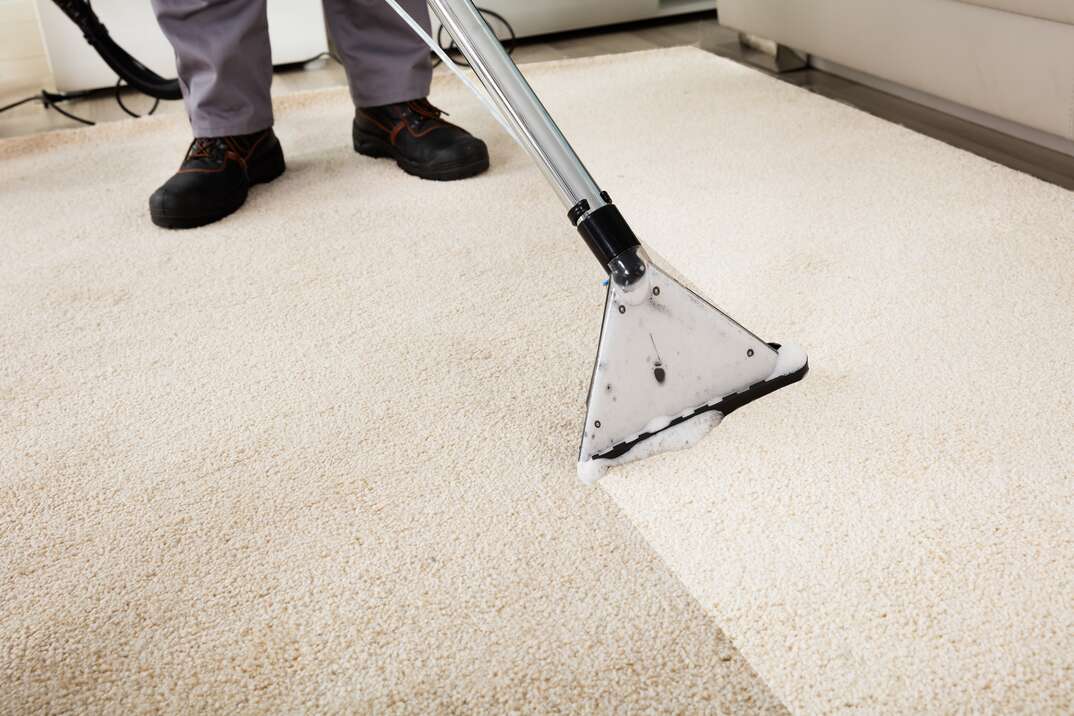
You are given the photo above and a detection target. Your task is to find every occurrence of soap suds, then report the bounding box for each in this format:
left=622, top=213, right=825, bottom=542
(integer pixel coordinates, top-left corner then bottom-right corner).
left=769, top=342, right=806, bottom=379
left=577, top=411, right=723, bottom=484
left=578, top=345, right=804, bottom=484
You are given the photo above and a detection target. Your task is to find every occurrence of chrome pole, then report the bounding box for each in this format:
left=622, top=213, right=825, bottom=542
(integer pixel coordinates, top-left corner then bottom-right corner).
left=425, top=0, right=608, bottom=216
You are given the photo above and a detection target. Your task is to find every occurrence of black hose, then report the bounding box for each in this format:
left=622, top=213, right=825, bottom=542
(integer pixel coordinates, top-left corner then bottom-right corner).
left=433, top=7, right=516, bottom=68
left=0, top=95, right=42, bottom=113
left=49, top=0, right=183, bottom=100
left=115, top=79, right=161, bottom=118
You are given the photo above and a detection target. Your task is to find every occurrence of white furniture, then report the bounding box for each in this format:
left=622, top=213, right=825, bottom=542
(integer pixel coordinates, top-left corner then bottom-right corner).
left=432, top=0, right=712, bottom=39
left=34, top=0, right=329, bottom=93
left=34, top=0, right=713, bottom=94
left=717, top=0, right=1074, bottom=155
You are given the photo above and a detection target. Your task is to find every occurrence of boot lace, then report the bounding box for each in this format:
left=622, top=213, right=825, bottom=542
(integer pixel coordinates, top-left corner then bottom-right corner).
left=186, top=137, right=228, bottom=162
left=402, top=99, right=451, bottom=130
left=407, top=99, right=446, bottom=119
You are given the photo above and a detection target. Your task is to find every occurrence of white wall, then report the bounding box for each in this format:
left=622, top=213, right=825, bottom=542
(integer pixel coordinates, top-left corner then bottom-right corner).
left=3, top=0, right=714, bottom=98
left=0, top=0, right=51, bottom=100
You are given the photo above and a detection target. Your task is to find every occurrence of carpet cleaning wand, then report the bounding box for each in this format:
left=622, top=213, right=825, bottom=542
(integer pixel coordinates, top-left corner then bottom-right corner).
left=389, top=0, right=809, bottom=483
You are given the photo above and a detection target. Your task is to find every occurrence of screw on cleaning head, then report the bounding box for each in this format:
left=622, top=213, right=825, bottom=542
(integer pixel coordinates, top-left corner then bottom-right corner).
left=650, top=334, right=666, bottom=383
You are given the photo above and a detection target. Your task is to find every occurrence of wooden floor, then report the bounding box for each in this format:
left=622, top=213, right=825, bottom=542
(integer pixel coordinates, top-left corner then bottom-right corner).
left=1, top=11, right=1071, bottom=190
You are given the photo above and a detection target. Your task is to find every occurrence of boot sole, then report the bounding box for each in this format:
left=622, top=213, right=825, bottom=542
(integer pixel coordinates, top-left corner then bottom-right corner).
left=150, top=141, right=287, bottom=230
left=353, top=132, right=489, bottom=182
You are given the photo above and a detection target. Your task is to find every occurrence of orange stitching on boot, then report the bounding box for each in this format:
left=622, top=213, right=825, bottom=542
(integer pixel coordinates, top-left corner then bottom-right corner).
left=244, top=130, right=268, bottom=159
left=406, top=123, right=443, bottom=139
left=176, top=148, right=242, bottom=175
left=360, top=111, right=394, bottom=134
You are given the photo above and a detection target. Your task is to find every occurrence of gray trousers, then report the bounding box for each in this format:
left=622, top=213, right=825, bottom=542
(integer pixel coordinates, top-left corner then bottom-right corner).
left=152, top=0, right=433, bottom=137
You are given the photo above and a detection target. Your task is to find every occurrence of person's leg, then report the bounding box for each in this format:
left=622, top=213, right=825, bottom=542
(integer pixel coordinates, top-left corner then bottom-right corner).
left=151, top=0, right=274, bottom=136
left=147, top=0, right=285, bottom=228
left=324, top=0, right=489, bottom=180
left=321, top=0, right=432, bottom=108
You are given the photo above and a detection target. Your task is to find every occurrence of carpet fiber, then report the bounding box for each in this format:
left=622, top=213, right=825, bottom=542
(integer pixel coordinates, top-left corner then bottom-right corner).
left=0, top=49, right=790, bottom=714
left=2, top=47, right=1072, bottom=713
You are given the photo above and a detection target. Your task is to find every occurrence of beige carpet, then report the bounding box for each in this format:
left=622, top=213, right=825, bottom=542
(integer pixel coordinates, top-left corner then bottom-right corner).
left=0, top=50, right=790, bottom=715
left=1, top=47, right=1072, bottom=714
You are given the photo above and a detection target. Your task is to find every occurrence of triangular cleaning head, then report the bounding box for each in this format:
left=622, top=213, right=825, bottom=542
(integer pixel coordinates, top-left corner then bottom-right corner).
left=577, top=260, right=807, bottom=483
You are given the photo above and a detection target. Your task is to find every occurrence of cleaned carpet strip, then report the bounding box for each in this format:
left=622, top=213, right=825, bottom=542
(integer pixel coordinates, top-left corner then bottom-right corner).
left=592, top=50, right=1071, bottom=713
left=0, top=52, right=787, bottom=713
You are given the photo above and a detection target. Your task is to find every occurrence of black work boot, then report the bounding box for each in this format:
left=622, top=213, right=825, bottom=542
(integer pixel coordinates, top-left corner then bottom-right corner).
left=353, top=98, right=489, bottom=181
left=149, top=129, right=286, bottom=229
